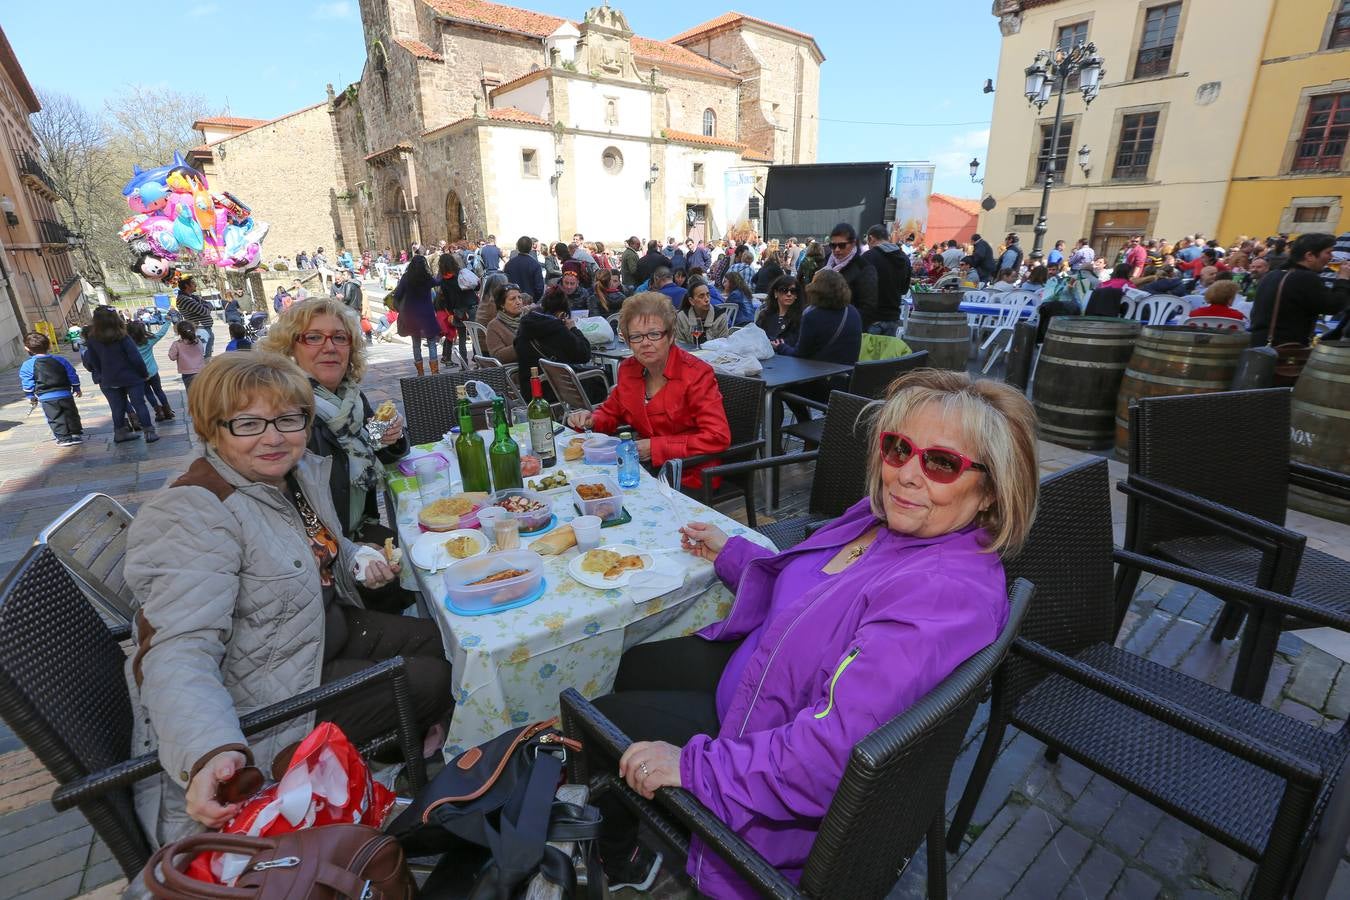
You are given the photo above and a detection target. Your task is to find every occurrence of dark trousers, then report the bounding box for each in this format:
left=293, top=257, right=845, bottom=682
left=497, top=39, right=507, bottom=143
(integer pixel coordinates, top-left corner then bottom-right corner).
left=145, top=373, right=170, bottom=410
left=103, top=383, right=154, bottom=433
left=592, top=636, right=741, bottom=860
left=318, top=605, right=454, bottom=753
left=41, top=397, right=82, bottom=439
left=354, top=521, right=419, bottom=614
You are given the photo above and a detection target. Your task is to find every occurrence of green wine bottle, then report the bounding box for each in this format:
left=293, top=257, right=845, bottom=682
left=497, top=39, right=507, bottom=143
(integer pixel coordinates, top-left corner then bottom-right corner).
left=527, top=368, right=557, bottom=469
left=489, top=397, right=523, bottom=491
left=454, top=386, right=491, bottom=493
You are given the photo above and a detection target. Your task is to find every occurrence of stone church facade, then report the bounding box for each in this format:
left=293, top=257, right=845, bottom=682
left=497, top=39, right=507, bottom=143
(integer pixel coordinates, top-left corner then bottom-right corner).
left=193, top=1, right=822, bottom=255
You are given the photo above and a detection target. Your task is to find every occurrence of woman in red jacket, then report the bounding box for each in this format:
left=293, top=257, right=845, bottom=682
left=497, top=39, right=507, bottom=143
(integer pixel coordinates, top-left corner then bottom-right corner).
left=566, top=292, right=730, bottom=489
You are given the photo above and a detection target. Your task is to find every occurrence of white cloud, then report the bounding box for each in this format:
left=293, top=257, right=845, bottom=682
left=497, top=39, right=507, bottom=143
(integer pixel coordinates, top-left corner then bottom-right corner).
left=313, top=1, right=355, bottom=18
left=187, top=3, right=219, bottom=16
left=930, top=128, right=991, bottom=197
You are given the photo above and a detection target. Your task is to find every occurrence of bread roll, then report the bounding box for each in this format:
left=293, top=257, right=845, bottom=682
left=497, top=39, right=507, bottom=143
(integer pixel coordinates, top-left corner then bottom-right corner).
left=532, top=524, right=577, bottom=556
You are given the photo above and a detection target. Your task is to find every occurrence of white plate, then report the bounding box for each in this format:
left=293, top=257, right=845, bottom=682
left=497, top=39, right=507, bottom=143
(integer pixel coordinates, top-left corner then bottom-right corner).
left=410, top=529, right=489, bottom=571
left=567, top=544, right=654, bottom=590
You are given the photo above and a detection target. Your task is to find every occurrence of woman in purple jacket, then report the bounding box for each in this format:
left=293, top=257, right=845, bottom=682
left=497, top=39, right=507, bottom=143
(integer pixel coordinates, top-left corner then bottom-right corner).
left=594, top=369, right=1039, bottom=897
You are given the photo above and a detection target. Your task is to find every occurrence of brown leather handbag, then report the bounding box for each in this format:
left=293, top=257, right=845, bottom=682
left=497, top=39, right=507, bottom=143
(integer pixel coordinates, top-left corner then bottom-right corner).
left=143, top=823, right=413, bottom=899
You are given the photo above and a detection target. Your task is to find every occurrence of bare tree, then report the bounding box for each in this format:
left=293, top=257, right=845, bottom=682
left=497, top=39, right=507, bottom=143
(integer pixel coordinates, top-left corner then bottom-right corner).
left=105, top=85, right=216, bottom=163
left=30, top=89, right=121, bottom=282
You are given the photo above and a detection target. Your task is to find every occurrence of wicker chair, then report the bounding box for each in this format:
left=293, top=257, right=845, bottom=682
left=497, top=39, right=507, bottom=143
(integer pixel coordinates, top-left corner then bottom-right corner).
left=559, top=578, right=1034, bottom=899
left=681, top=371, right=766, bottom=528
left=945, top=458, right=1350, bottom=900
left=38, top=493, right=135, bottom=623
left=703, top=391, right=876, bottom=550
left=399, top=368, right=515, bottom=446
left=1113, top=389, right=1350, bottom=701
left=781, top=351, right=928, bottom=448
left=0, top=546, right=428, bottom=881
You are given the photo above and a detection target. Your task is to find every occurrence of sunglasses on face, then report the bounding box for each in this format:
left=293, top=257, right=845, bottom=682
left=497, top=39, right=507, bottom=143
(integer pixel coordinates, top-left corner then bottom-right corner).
left=878, top=432, right=987, bottom=483
left=830, top=241, right=852, bottom=250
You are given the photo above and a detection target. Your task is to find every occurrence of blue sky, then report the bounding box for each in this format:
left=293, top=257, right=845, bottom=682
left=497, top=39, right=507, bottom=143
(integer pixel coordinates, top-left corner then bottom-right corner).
left=6, top=0, right=998, bottom=198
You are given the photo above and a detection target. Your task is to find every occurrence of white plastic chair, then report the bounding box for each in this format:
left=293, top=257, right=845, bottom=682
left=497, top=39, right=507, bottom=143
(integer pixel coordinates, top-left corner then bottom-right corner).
left=979, top=291, right=1037, bottom=373
left=1136, top=297, right=1188, bottom=326
left=1185, top=315, right=1247, bottom=331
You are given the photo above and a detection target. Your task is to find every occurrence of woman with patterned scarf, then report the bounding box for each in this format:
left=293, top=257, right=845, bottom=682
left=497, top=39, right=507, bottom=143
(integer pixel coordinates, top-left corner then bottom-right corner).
left=260, top=299, right=414, bottom=612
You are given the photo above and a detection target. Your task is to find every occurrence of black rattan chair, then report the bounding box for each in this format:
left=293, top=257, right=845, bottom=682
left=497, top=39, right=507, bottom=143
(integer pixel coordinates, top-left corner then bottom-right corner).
left=681, top=371, right=766, bottom=527
left=946, top=458, right=1350, bottom=900
left=399, top=368, right=515, bottom=446
left=559, top=578, right=1034, bottom=899
left=0, top=546, right=428, bottom=881
left=781, top=351, right=928, bottom=447
left=703, top=391, right=876, bottom=550
left=1113, top=388, right=1350, bottom=701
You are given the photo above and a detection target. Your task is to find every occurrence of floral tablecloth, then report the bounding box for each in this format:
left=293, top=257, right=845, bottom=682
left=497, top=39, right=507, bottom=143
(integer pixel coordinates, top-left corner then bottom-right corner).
left=387, top=439, right=774, bottom=756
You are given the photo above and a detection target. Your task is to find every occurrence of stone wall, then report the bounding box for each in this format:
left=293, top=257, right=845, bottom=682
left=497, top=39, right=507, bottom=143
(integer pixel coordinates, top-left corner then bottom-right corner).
left=656, top=70, right=739, bottom=141
left=419, top=126, right=487, bottom=244
left=204, top=103, right=345, bottom=259
left=424, top=25, right=548, bottom=133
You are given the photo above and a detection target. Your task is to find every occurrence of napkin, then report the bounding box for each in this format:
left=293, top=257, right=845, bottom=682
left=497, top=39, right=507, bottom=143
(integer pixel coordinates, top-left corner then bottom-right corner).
left=626, top=563, right=685, bottom=605
left=351, top=545, right=388, bottom=583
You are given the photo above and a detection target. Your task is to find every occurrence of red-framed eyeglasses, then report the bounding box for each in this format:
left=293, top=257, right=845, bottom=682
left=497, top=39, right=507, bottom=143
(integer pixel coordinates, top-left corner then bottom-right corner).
left=878, top=432, right=987, bottom=483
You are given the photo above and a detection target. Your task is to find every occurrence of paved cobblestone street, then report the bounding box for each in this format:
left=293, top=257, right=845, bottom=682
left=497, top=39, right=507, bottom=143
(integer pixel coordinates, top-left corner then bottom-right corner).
left=0, top=303, right=1346, bottom=898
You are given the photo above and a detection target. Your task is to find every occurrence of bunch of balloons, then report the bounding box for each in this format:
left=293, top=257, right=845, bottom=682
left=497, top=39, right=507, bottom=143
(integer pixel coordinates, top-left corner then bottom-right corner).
left=118, top=152, right=269, bottom=283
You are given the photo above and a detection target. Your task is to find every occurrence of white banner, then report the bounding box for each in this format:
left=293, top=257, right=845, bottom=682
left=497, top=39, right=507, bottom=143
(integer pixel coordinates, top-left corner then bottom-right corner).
left=892, top=165, right=935, bottom=242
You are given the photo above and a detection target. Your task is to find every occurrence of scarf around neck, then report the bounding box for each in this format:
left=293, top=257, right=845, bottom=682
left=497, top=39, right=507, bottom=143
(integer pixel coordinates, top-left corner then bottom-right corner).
left=311, top=380, right=381, bottom=497
left=496, top=308, right=522, bottom=331
left=824, top=246, right=859, bottom=272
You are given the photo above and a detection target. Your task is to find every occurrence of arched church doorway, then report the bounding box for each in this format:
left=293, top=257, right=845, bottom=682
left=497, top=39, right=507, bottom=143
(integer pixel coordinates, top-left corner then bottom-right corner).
left=446, top=190, right=467, bottom=243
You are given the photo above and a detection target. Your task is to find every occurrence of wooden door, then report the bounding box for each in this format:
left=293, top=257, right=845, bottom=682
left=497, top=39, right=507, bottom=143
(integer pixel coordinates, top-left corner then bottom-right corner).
left=686, top=205, right=707, bottom=243
left=1090, top=209, right=1150, bottom=266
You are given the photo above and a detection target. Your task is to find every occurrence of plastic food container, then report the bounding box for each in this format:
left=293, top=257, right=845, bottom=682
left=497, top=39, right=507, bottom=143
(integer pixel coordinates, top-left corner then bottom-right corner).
left=418, top=494, right=483, bottom=531
left=397, top=451, right=451, bottom=477
left=442, top=549, right=544, bottom=612
left=571, top=475, right=624, bottom=523
left=583, top=435, right=621, bottom=465
left=490, top=488, right=554, bottom=532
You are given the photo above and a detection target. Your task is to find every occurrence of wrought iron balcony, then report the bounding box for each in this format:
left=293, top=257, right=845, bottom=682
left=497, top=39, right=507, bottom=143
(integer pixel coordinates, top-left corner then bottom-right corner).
left=17, top=151, right=59, bottom=200
left=37, top=218, right=74, bottom=249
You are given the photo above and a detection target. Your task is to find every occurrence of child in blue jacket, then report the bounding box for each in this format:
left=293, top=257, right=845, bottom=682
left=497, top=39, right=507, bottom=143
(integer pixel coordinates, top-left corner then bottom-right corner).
left=20, top=332, right=83, bottom=446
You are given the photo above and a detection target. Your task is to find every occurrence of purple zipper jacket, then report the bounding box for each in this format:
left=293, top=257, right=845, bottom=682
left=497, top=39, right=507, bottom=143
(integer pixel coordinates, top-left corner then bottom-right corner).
left=681, top=498, right=1008, bottom=898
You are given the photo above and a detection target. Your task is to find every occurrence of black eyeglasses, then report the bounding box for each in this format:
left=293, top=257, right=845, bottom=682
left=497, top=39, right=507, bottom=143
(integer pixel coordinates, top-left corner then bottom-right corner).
left=625, top=330, right=669, bottom=344
left=218, top=412, right=311, bottom=437
left=829, top=241, right=852, bottom=250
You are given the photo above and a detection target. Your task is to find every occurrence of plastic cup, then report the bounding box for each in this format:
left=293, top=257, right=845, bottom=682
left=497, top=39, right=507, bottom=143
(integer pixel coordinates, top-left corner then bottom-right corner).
left=494, top=517, right=521, bottom=551
left=477, top=506, right=508, bottom=536
left=414, top=457, right=449, bottom=504
left=572, top=515, right=602, bottom=552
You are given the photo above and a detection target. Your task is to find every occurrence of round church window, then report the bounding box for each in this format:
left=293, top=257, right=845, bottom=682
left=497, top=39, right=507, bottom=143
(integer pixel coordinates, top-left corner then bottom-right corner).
left=602, top=146, right=624, bottom=175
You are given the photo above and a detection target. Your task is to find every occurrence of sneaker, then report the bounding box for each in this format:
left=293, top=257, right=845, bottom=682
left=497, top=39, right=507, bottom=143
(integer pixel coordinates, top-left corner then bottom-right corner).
left=604, top=844, right=663, bottom=892
left=56, top=437, right=81, bottom=446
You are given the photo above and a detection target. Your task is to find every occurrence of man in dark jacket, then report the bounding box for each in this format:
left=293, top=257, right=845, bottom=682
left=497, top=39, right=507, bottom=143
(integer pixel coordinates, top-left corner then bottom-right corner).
left=965, top=233, right=997, bottom=284
left=479, top=235, right=502, bottom=272
left=175, top=276, right=217, bottom=358
left=620, top=236, right=642, bottom=289
left=1249, top=233, right=1350, bottom=346
left=333, top=268, right=363, bottom=314
left=504, top=235, right=545, bottom=300
left=822, top=223, right=878, bottom=331
left=636, top=240, right=668, bottom=286
left=861, top=224, right=912, bottom=334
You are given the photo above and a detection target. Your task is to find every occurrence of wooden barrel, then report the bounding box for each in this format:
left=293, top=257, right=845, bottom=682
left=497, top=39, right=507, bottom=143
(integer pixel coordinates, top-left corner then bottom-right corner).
left=1289, top=340, right=1350, bottom=524
left=903, top=311, right=969, bottom=371
left=1114, top=326, right=1250, bottom=460
left=1033, top=317, right=1142, bottom=449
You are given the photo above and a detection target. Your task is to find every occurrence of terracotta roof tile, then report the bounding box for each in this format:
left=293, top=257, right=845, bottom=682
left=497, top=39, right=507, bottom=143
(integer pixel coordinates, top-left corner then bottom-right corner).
left=668, top=11, right=822, bottom=59
left=364, top=141, right=414, bottom=162
left=931, top=193, right=983, bottom=217
left=193, top=116, right=271, bottom=129
left=422, top=0, right=564, bottom=36
left=631, top=36, right=737, bottom=79
left=662, top=129, right=745, bottom=151
left=394, top=37, right=443, bottom=61
left=422, top=1, right=737, bottom=78
left=487, top=106, right=546, bottom=125
left=741, top=148, right=775, bottom=162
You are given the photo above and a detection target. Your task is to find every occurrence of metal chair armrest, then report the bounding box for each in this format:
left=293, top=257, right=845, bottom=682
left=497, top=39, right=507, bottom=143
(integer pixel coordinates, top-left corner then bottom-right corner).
left=700, top=450, right=820, bottom=481
left=108, top=622, right=132, bottom=643
left=775, top=392, right=829, bottom=414
left=1113, top=549, right=1350, bottom=631
left=1011, top=640, right=1324, bottom=786
left=1288, top=462, right=1350, bottom=503
left=52, top=657, right=424, bottom=811
left=1119, top=476, right=1304, bottom=554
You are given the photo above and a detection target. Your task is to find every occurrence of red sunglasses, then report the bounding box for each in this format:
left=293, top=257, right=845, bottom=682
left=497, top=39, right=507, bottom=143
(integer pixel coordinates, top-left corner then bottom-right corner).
left=879, top=432, right=987, bottom=483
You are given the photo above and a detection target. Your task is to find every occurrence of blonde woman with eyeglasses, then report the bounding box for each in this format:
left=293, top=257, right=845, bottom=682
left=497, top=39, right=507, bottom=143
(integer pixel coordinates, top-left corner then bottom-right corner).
left=123, top=352, right=452, bottom=848
left=565, top=292, right=730, bottom=489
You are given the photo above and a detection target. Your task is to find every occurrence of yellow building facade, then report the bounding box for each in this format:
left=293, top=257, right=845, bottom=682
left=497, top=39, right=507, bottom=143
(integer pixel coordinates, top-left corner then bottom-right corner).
left=1217, top=0, right=1350, bottom=241
left=981, top=0, right=1276, bottom=262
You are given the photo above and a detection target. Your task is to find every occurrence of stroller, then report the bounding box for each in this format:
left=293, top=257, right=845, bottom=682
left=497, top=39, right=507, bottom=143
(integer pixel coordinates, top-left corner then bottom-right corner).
left=245, top=310, right=269, bottom=342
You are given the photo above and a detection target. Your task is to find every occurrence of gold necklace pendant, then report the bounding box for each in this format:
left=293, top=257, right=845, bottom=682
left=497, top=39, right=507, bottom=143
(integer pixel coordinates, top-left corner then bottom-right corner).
left=847, top=544, right=866, bottom=563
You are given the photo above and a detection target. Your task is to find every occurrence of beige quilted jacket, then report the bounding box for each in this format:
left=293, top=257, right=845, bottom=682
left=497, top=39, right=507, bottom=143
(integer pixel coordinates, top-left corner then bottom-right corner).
left=123, top=448, right=363, bottom=845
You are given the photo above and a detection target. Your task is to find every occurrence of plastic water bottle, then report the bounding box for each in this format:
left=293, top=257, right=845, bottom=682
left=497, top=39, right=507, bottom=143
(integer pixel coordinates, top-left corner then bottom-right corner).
left=617, top=429, right=641, bottom=488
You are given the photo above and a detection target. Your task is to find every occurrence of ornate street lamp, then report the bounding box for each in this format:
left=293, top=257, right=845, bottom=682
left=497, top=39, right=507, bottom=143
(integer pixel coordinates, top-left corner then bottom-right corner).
left=969, top=158, right=983, bottom=184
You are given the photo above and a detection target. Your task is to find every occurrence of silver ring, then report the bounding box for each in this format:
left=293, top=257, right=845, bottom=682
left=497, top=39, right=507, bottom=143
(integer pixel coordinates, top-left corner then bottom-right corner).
left=639, top=763, right=649, bottom=776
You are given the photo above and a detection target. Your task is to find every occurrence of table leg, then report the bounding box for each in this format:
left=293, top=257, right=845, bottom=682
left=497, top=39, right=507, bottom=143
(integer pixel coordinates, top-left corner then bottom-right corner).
left=765, top=388, right=783, bottom=509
